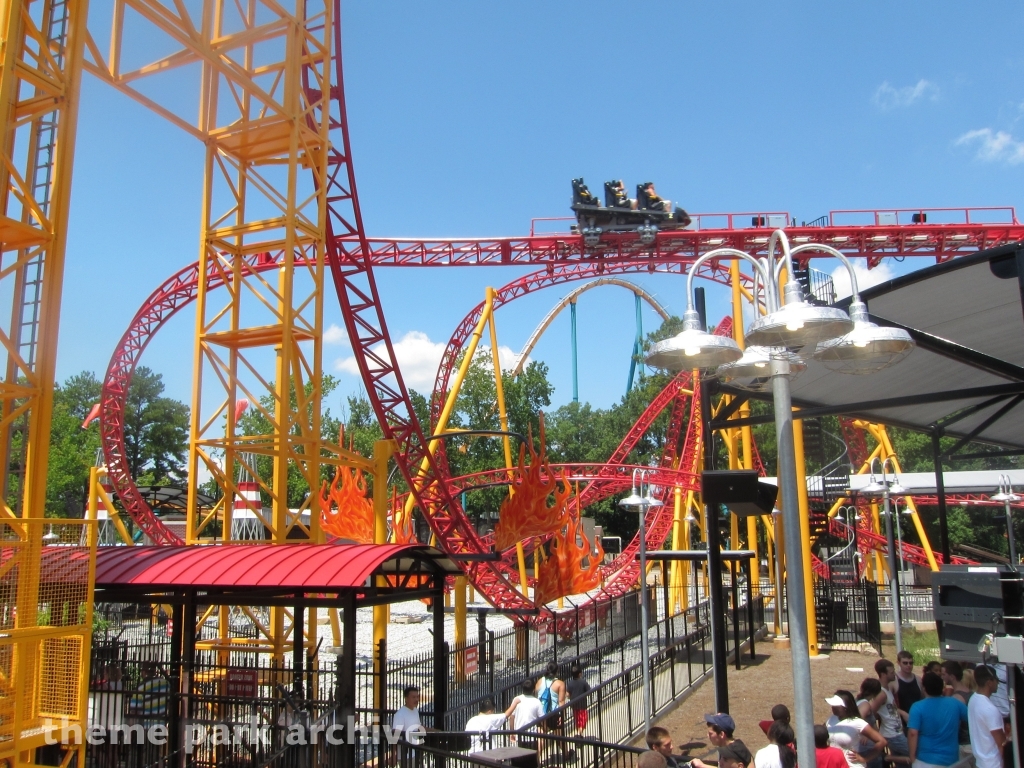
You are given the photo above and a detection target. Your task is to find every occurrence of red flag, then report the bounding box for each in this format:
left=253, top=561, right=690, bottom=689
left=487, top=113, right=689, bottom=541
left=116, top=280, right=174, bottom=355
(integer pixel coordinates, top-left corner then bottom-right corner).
left=81, top=403, right=101, bottom=429
left=234, top=398, right=250, bottom=423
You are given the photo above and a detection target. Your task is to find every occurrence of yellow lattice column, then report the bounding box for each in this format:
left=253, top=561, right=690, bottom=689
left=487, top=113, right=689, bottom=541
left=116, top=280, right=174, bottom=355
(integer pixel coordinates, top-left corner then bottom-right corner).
left=0, top=0, right=87, bottom=520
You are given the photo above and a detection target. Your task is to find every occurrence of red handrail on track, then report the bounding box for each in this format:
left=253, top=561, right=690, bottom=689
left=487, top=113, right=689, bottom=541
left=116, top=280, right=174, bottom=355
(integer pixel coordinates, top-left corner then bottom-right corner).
left=829, top=206, right=1018, bottom=227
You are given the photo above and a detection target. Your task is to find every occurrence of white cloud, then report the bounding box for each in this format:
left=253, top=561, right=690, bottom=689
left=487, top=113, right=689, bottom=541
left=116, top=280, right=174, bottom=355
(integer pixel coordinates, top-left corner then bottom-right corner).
left=956, top=128, right=1024, bottom=165
left=474, top=344, right=528, bottom=373
left=335, top=330, right=446, bottom=389
left=334, top=332, right=528, bottom=391
left=323, top=323, right=347, bottom=344
left=830, top=261, right=896, bottom=300
left=873, top=79, right=938, bottom=110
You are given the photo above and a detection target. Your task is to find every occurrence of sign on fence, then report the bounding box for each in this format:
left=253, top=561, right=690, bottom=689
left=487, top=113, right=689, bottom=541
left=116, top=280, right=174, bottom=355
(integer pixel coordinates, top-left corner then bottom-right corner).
left=225, top=668, right=259, bottom=698
left=464, top=646, right=478, bottom=676
left=538, top=622, right=547, bottom=646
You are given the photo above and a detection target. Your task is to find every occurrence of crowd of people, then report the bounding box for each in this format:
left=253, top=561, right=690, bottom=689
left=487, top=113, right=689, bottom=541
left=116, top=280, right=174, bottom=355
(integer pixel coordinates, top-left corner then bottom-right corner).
left=634, top=653, right=1014, bottom=768
left=388, top=652, right=1015, bottom=768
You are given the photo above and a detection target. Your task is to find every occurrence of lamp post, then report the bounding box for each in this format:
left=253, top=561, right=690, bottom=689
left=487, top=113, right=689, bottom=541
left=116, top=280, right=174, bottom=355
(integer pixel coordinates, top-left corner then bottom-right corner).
left=862, top=457, right=907, bottom=652
left=771, top=507, right=784, bottom=637
left=644, top=231, right=914, bottom=768
left=993, top=475, right=1021, bottom=568
left=619, top=468, right=662, bottom=733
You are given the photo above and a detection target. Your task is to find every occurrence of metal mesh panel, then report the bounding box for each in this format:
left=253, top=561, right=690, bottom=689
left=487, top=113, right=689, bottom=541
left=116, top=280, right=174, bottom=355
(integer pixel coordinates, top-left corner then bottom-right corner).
left=0, top=518, right=96, bottom=759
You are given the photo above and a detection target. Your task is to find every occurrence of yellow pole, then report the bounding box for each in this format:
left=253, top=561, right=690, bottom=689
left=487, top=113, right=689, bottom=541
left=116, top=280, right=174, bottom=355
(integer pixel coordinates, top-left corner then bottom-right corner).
left=486, top=289, right=530, bottom=595
left=455, top=575, right=467, bottom=682
left=682, top=492, right=693, bottom=611
left=88, top=467, right=99, bottom=532
left=670, top=486, right=683, bottom=615
left=792, top=417, right=819, bottom=655
left=871, top=502, right=888, bottom=579
left=373, top=439, right=395, bottom=693
left=402, top=296, right=494, bottom=522
left=730, top=257, right=760, bottom=587
left=487, top=290, right=514, bottom=477
left=765, top=514, right=778, bottom=633
left=95, top=473, right=133, bottom=545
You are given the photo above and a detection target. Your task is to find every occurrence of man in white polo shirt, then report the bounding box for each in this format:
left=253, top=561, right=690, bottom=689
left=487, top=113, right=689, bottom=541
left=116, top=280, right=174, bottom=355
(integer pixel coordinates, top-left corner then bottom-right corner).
left=969, top=665, right=1007, bottom=768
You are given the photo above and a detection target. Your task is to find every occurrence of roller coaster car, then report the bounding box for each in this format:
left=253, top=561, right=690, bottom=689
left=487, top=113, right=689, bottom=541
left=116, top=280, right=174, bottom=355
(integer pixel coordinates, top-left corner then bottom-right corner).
left=571, top=177, right=691, bottom=247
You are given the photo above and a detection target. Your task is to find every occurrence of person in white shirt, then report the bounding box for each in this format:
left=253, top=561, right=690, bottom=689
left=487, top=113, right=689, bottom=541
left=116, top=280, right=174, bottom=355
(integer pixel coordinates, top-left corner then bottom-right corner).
left=391, top=686, right=425, bottom=744
left=968, top=665, right=1007, bottom=768
left=505, top=679, right=545, bottom=744
left=464, top=698, right=507, bottom=753
left=825, top=690, right=887, bottom=768
left=755, top=720, right=795, bottom=768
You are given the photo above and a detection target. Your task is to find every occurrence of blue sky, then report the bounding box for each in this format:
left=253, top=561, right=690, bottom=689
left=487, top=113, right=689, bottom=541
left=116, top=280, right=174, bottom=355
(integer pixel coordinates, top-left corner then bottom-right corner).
left=61, top=1, right=1024, bottom=417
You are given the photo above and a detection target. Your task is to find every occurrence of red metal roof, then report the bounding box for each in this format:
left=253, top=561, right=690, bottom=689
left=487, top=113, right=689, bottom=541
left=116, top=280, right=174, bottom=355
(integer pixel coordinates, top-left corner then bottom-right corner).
left=93, top=543, right=457, bottom=591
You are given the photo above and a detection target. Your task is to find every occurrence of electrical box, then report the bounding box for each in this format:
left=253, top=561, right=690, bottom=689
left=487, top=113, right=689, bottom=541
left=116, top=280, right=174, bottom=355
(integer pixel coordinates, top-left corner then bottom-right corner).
left=701, top=470, right=778, bottom=517
left=932, top=566, right=1006, bottom=661
left=995, top=635, right=1024, bottom=665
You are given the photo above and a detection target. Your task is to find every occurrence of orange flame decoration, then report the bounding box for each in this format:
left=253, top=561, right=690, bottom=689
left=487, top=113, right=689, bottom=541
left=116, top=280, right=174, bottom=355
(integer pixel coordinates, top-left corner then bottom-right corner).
left=390, top=486, right=415, bottom=545
left=534, top=512, right=605, bottom=605
left=319, top=431, right=374, bottom=544
left=492, top=414, right=571, bottom=552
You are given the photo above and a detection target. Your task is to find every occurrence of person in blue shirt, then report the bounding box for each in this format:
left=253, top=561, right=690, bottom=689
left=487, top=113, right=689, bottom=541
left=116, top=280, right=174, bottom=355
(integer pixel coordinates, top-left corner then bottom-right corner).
left=908, top=671, right=969, bottom=768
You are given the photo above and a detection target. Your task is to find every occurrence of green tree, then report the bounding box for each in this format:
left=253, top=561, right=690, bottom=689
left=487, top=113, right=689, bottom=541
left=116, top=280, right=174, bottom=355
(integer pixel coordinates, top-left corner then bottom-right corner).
left=44, top=372, right=102, bottom=517
left=41, top=368, right=189, bottom=517
left=124, top=367, right=189, bottom=485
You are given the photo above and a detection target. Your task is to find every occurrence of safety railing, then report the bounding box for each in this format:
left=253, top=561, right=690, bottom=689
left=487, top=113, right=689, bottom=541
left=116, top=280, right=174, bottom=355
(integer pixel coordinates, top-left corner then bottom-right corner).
left=686, top=211, right=792, bottom=231
left=829, top=206, right=1018, bottom=227
left=878, top=586, right=935, bottom=625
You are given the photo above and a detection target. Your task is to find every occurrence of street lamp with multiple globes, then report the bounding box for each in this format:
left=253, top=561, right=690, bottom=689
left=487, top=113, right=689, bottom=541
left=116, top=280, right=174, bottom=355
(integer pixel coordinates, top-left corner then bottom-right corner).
left=618, top=468, right=663, bottom=734
left=644, top=230, right=915, bottom=768
left=861, top=457, right=908, bottom=652
left=992, top=475, right=1021, bottom=568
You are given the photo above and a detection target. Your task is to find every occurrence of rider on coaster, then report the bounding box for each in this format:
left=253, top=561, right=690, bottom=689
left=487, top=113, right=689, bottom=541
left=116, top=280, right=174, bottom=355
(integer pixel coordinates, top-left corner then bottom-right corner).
left=605, top=180, right=636, bottom=210
left=637, top=182, right=668, bottom=212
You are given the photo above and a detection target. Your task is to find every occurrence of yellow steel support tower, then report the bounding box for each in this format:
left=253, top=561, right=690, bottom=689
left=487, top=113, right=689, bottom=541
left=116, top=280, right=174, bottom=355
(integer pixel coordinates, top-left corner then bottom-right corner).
left=81, top=0, right=345, bottom=546
left=0, top=0, right=95, bottom=762
left=0, top=0, right=86, bottom=520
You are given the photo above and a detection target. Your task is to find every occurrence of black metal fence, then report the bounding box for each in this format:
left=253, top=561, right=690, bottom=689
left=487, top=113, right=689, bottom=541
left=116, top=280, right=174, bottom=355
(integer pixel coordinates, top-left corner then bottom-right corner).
left=81, top=584, right=769, bottom=768
left=813, top=578, right=882, bottom=654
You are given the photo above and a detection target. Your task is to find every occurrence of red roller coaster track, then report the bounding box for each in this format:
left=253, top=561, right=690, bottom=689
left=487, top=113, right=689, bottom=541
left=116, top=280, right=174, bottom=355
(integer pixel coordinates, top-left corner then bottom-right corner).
left=99, top=0, right=1024, bottom=615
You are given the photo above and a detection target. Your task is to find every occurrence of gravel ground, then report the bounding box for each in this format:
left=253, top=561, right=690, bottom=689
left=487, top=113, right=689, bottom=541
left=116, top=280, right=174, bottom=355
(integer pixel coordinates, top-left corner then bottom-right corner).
left=642, top=640, right=884, bottom=759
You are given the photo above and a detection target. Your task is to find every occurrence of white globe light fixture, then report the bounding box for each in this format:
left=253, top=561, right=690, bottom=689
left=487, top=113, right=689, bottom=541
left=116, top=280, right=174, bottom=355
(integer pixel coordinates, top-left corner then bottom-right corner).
left=766, top=241, right=916, bottom=372
left=716, top=345, right=807, bottom=392
left=744, top=232, right=854, bottom=349
left=745, top=281, right=854, bottom=348
left=646, top=308, right=743, bottom=370
left=645, top=247, right=770, bottom=372
left=814, top=300, right=915, bottom=374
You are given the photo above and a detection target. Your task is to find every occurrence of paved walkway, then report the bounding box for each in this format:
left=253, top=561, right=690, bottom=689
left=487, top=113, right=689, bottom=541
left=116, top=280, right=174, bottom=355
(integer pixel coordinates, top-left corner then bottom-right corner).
left=644, top=640, right=881, bottom=758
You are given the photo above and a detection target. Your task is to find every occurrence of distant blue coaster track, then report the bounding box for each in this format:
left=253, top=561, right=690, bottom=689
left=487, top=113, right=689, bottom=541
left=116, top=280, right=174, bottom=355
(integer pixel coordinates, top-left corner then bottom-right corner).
left=509, top=278, right=671, bottom=401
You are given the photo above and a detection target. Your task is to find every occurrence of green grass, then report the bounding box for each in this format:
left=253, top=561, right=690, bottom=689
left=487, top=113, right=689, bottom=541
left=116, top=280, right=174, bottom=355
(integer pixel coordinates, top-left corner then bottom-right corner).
left=883, top=628, right=941, bottom=665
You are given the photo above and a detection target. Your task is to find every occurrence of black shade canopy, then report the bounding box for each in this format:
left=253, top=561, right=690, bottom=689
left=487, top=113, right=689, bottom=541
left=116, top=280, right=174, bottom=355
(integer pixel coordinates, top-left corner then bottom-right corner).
left=716, top=242, right=1024, bottom=452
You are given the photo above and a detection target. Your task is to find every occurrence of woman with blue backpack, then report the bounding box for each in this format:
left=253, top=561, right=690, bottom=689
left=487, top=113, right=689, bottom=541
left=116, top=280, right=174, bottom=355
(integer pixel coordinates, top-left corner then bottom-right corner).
left=535, top=661, right=567, bottom=731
